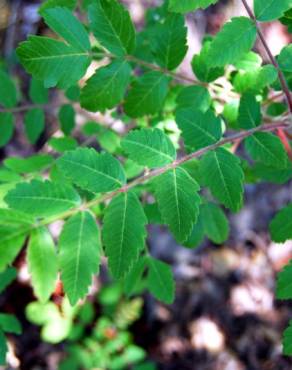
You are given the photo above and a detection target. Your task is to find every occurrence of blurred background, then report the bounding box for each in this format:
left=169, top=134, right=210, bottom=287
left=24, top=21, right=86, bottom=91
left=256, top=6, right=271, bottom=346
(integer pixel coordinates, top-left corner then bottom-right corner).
left=1, top=0, right=292, bottom=369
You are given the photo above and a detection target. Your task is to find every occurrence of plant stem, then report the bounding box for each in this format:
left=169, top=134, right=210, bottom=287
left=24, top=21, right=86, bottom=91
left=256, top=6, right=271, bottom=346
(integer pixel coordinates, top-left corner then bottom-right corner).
left=241, top=0, right=292, bottom=115
left=39, top=119, right=290, bottom=228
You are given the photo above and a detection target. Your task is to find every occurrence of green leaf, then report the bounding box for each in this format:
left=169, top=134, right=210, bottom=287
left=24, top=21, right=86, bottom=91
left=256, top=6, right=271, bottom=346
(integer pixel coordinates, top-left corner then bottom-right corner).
left=168, top=0, right=218, bottom=13
left=29, top=78, right=49, bottom=104
left=278, top=44, right=292, bottom=73
left=183, top=215, right=204, bottom=248
left=48, top=137, right=78, bottom=152
left=58, top=104, right=75, bottom=135
left=124, top=257, right=146, bottom=296
left=16, top=35, right=90, bottom=88
left=254, top=0, right=292, bottom=22
left=102, top=192, right=147, bottom=279
left=5, top=180, right=81, bottom=217
left=153, top=167, right=201, bottom=243
left=59, top=211, right=101, bottom=305
left=41, top=7, right=90, bottom=51
left=0, top=113, right=14, bottom=148
left=245, top=132, right=288, bottom=168
left=27, top=227, right=58, bottom=302
left=57, top=148, right=126, bottom=193
left=252, top=162, right=292, bottom=184
left=270, top=204, right=292, bottom=242
left=4, top=154, right=53, bottom=174
left=176, top=108, right=222, bottom=150
left=0, top=329, right=7, bottom=365
left=88, top=0, right=136, bottom=57
left=124, top=72, right=169, bottom=118
left=176, top=86, right=211, bottom=111
left=238, top=94, right=261, bottom=129
left=0, top=70, right=18, bottom=108
left=0, top=314, right=21, bottom=334
left=283, top=321, right=292, bottom=355
left=0, top=267, right=17, bottom=293
left=233, top=65, right=278, bottom=93
left=201, top=203, right=229, bottom=244
left=121, top=128, right=176, bottom=168
left=24, top=108, right=45, bottom=144
left=200, top=148, right=244, bottom=212
left=276, top=260, right=292, bottom=299
left=151, top=14, right=187, bottom=70
left=80, top=60, right=131, bottom=112
left=191, top=41, right=224, bottom=83
left=207, top=17, right=257, bottom=67
left=39, top=0, right=77, bottom=12
left=146, top=258, right=175, bottom=304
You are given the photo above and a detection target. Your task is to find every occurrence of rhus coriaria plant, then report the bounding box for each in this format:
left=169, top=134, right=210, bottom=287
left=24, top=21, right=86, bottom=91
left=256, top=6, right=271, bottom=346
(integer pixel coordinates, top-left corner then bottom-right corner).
left=1, top=0, right=292, bottom=362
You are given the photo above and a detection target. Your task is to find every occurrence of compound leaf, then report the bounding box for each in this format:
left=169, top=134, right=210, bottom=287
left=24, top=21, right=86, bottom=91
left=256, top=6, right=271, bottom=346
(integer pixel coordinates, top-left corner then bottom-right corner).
left=151, top=13, right=188, bottom=70
left=27, top=227, right=58, bottom=303
left=88, top=0, right=136, bottom=56
left=200, top=148, right=244, bottom=212
left=81, top=60, right=131, bottom=112
left=254, top=0, right=292, bottom=22
left=201, top=202, right=229, bottom=244
left=124, top=72, right=169, bottom=118
left=57, top=148, right=126, bottom=193
left=102, top=192, right=147, bottom=279
left=153, top=167, right=201, bottom=243
left=146, top=257, right=175, bottom=304
left=207, top=17, right=257, bottom=67
left=121, top=128, right=176, bottom=168
left=4, top=180, right=81, bottom=217
left=59, top=211, right=101, bottom=305
left=24, top=108, right=45, bottom=144
left=245, top=132, right=288, bottom=168
left=238, top=94, right=262, bottom=129
left=176, top=108, right=222, bottom=150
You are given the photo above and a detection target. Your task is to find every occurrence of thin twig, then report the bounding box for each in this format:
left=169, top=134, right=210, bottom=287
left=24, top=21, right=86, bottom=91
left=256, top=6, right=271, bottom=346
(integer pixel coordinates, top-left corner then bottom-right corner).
left=241, top=0, right=292, bottom=115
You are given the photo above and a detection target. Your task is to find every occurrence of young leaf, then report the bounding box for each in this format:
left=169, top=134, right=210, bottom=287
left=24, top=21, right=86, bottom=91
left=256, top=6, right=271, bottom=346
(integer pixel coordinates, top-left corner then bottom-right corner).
left=80, top=60, right=132, bottom=112
left=88, top=0, right=136, bottom=57
left=201, top=203, right=229, bottom=244
left=58, top=104, right=75, bottom=136
left=200, top=148, right=244, bottom=212
left=29, top=78, right=49, bottom=104
left=4, top=180, right=81, bottom=217
left=124, top=72, right=169, bottom=118
left=153, top=167, right=201, bottom=243
left=0, top=70, right=18, bottom=108
left=146, top=258, right=175, bottom=304
left=238, top=94, right=261, bottom=129
left=24, top=108, right=45, bottom=144
left=57, top=148, right=126, bottom=193
left=192, top=41, right=225, bottom=83
left=270, top=204, right=292, bottom=242
left=41, top=7, right=90, bottom=51
left=254, top=0, right=292, bottom=22
left=151, top=14, right=188, bottom=70
left=27, top=227, right=58, bottom=303
left=276, top=260, right=292, bottom=299
left=207, top=17, right=257, bottom=67
left=283, top=321, right=292, bottom=356
left=176, top=108, right=222, bottom=150
left=0, top=113, right=14, bottom=148
left=176, top=86, right=211, bottom=111
left=245, top=132, right=288, bottom=168
left=121, top=128, right=176, bottom=168
left=59, top=211, right=101, bottom=305
left=16, top=36, right=90, bottom=88
left=102, top=192, right=147, bottom=279
left=168, top=0, right=218, bottom=13
left=0, top=314, right=21, bottom=334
